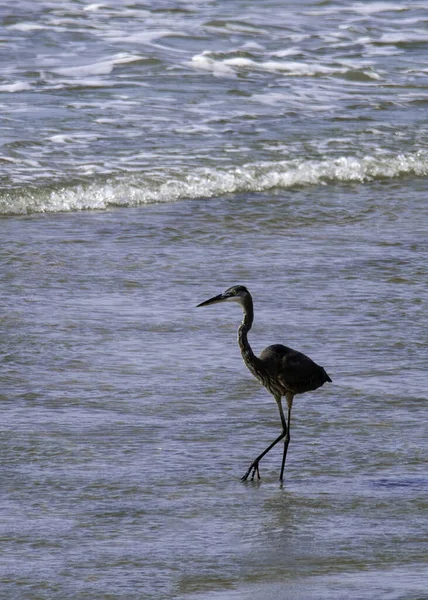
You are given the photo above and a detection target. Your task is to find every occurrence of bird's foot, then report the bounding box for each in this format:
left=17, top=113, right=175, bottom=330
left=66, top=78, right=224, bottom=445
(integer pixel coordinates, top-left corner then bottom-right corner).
left=241, top=461, right=261, bottom=482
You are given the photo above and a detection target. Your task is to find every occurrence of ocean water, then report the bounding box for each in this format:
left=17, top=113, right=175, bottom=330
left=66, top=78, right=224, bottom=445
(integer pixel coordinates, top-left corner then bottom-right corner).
left=1, top=1, right=428, bottom=599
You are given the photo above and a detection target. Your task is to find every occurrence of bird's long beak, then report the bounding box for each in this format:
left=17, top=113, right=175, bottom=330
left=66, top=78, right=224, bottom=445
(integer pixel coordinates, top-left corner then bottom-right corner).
left=196, top=292, right=228, bottom=308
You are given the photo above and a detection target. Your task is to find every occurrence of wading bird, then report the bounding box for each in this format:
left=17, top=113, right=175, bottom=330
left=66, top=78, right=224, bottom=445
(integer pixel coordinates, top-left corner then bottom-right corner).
left=197, top=285, right=331, bottom=482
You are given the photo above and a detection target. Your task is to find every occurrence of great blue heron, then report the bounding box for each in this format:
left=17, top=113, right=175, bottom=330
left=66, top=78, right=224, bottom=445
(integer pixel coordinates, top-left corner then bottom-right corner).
left=197, top=285, right=331, bottom=482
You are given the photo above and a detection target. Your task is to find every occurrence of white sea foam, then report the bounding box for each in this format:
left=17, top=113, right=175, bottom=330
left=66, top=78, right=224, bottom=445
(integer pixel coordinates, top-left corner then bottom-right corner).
left=0, top=81, right=32, bottom=92
left=49, top=135, right=71, bottom=144
left=49, top=133, right=98, bottom=144
left=83, top=3, right=105, bottom=10
left=191, top=54, right=362, bottom=77
left=53, top=62, right=114, bottom=77
left=380, top=31, right=428, bottom=44
left=271, top=48, right=302, bottom=58
left=251, top=91, right=336, bottom=111
left=7, top=22, right=46, bottom=31
left=307, top=1, right=410, bottom=16
left=240, top=42, right=265, bottom=51
left=351, top=1, right=411, bottom=15
left=190, top=54, right=236, bottom=77
left=52, top=54, right=143, bottom=77
left=2, top=152, right=427, bottom=215
left=106, top=29, right=177, bottom=45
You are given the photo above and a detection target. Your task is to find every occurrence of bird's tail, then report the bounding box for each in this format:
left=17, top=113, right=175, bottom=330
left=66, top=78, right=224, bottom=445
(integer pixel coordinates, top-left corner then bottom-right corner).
left=323, top=368, right=332, bottom=383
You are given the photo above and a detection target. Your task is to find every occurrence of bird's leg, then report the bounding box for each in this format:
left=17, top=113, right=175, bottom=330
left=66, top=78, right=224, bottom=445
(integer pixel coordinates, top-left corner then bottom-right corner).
left=247, top=462, right=261, bottom=482
left=241, top=430, right=286, bottom=481
left=279, top=393, right=294, bottom=481
left=241, top=396, right=287, bottom=482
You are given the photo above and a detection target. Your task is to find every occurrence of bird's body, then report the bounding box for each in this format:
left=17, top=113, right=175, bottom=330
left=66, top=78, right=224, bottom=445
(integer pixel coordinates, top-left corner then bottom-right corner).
left=197, top=285, right=331, bottom=482
left=255, top=344, right=330, bottom=397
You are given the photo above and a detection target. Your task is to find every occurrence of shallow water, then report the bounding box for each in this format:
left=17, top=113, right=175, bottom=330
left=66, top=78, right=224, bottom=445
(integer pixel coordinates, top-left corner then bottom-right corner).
left=2, top=181, right=428, bottom=599
left=1, top=1, right=428, bottom=599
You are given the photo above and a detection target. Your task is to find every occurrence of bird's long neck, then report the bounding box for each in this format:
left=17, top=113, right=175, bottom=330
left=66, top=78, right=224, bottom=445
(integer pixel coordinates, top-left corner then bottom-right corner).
left=237, top=296, right=260, bottom=377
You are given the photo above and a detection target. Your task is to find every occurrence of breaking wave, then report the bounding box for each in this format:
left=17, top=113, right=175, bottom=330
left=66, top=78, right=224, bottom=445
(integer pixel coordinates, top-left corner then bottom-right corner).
left=1, top=151, right=427, bottom=215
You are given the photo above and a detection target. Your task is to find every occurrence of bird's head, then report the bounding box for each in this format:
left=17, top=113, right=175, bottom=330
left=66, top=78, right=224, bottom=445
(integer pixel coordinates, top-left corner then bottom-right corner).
left=197, top=285, right=251, bottom=308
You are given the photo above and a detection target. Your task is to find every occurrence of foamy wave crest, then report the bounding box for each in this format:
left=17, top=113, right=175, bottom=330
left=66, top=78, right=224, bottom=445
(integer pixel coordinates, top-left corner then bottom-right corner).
left=190, top=52, right=381, bottom=79
left=1, top=151, right=427, bottom=215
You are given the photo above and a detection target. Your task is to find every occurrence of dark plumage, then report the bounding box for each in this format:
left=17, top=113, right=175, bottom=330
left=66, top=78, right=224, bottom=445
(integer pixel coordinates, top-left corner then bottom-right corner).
left=197, top=285, right=331, bottom=482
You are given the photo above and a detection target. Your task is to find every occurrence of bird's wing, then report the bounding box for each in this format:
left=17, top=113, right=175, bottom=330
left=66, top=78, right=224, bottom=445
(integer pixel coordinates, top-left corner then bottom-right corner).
left=266, top=345, right=328, bottom=394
